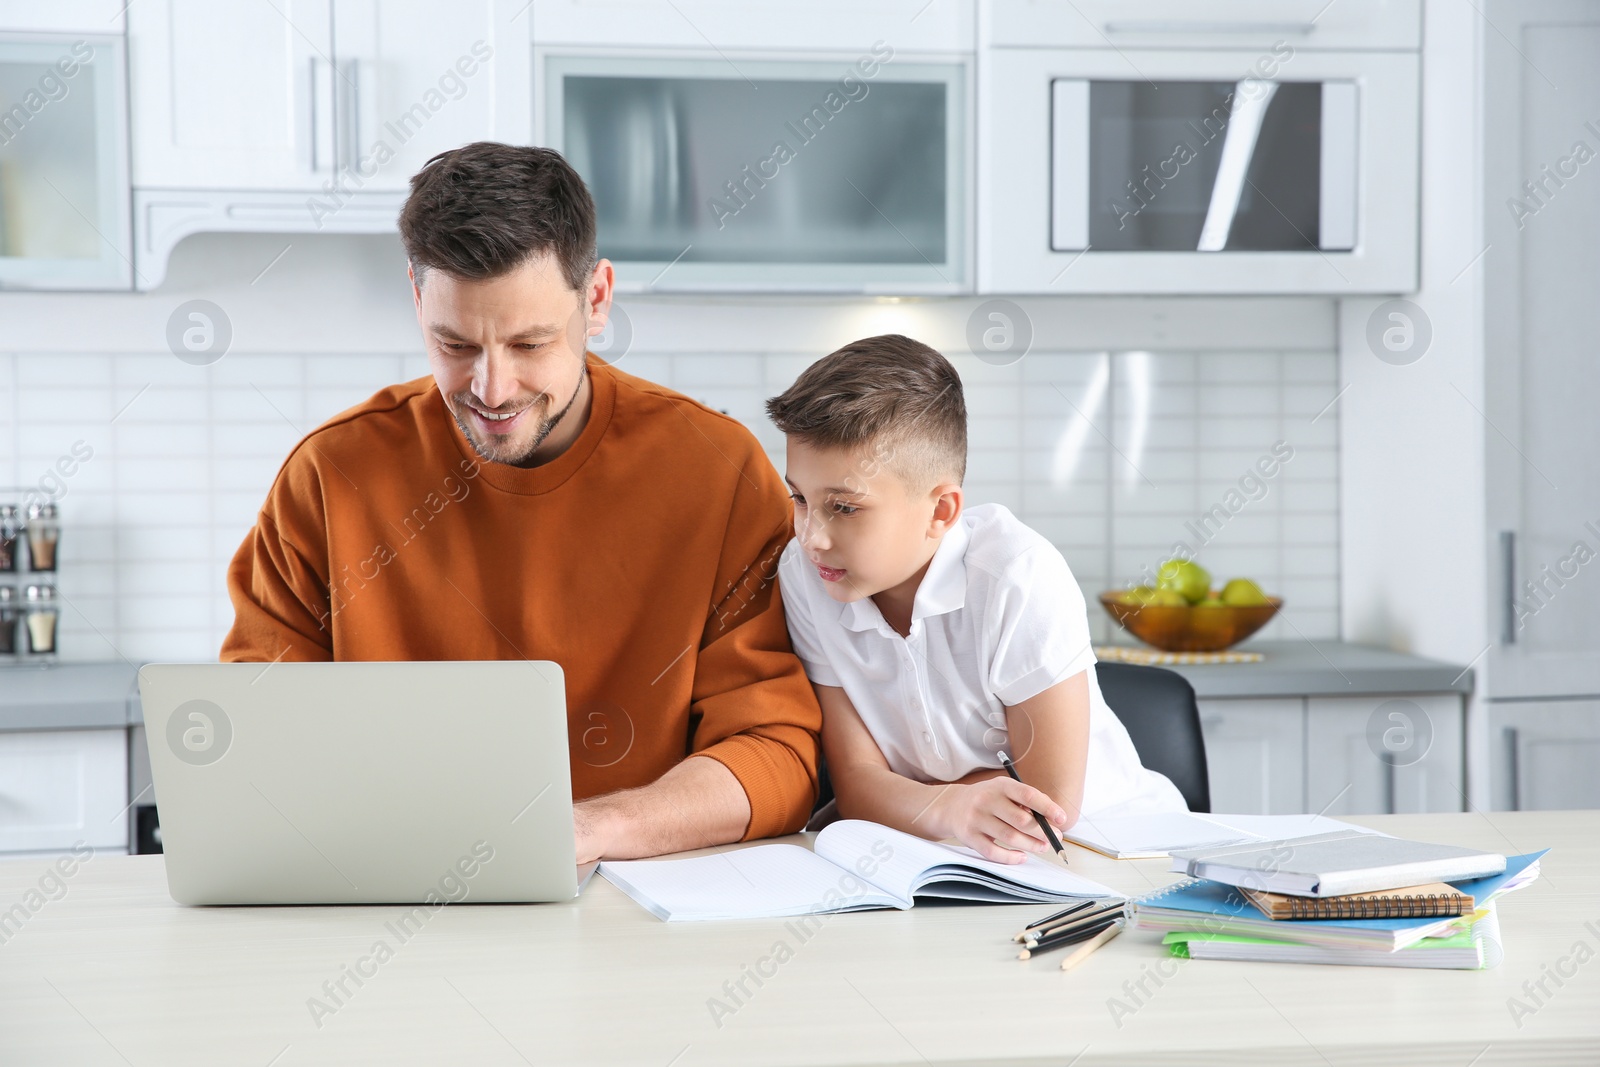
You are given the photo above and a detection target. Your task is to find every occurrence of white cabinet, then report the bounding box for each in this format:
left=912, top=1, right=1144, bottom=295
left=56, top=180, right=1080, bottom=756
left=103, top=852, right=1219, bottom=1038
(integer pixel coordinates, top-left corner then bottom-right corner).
left=129, top=0, right=335, bottom=192
left=0, top=34, right=130, bottom=289
left=1483, top=0, right=1600, bottom=700
left=1306, top=696, right=1465, bottom=817
left=126, top=0, right=531, bottom=288
left=1198, top=699, right=1303, bottom=814
left=1491, top=702, right=1600, bottom=811
left=1199, top=695, right=1466, bottom=816
left=0, top=729, right=128, bottom=853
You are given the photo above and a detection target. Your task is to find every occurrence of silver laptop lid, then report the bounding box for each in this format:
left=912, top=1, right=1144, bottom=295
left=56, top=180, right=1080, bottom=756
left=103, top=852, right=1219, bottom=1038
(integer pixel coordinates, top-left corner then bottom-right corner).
left=139, top=661, right=576, bottom=906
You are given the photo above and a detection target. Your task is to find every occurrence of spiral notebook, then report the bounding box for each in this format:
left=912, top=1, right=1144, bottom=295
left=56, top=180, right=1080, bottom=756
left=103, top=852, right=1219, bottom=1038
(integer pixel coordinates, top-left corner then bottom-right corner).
left=1241, top=881, right=1473, bottom=920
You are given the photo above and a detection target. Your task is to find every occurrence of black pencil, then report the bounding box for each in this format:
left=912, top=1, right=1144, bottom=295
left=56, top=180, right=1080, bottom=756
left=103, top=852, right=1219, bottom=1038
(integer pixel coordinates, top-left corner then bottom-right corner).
left=1021, top=898, right=1097, bottom=935
left=997, top=750, right=1067, bottom=863
left=1025, top=902, right=1125, bottom=946
left=1017, top=917, right=1120, bottom=960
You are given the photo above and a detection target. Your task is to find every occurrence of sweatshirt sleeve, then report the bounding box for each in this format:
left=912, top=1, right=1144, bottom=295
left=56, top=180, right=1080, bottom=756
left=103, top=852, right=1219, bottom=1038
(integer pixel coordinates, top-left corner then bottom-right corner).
left=686, top=450, right=822, bottom=841
left=220, top=446, right=335, bottom=663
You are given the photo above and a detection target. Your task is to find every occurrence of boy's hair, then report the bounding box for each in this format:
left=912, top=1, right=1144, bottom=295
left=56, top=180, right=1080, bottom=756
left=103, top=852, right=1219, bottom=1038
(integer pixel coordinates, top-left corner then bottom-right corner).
left=765, top=334, right=967, bottom=490
left=399, top=142, right=598, bottom=292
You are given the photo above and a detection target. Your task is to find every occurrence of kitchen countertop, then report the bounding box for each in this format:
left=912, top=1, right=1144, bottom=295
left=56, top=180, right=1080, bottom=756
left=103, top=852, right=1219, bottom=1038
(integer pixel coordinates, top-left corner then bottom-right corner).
left=0, top=661, right=140, bottom=731
left=1, top=642, right=1473, bottom=732
left=1137, top=639, right=1474, bottom=700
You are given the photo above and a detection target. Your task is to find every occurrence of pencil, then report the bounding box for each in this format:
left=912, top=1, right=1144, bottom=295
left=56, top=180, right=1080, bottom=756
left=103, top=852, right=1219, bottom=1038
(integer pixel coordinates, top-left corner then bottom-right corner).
left=1014, top=898, right=1098, bottom=941
left=1059, top=919, right=1124, bottom=971
left=996, top=751, right=1067, bottom=863
left=1024, top=902, right=1125, bottom=945
left=1016, top=917, right=1118, bottom=960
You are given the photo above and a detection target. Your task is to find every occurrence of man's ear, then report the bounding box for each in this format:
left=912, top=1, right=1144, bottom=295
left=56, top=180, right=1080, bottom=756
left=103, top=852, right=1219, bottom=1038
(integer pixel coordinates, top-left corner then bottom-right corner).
left=584, top=258, right=616, bottom=338
left=927, top=482, right=964, bottom=538
left=408, top=263, right=423, bottom=312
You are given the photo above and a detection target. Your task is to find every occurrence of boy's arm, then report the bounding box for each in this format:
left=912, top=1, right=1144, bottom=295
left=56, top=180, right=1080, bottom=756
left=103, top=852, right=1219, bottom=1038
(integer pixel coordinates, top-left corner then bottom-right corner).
left=1002, top=669, right=1092, bottom=828
left=816, top=682, right=1066, bottom=863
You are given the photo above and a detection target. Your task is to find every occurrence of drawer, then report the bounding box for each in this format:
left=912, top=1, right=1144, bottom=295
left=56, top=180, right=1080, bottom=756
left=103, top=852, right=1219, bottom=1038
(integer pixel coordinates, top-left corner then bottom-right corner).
left=0, top=729, right=128, bottom=853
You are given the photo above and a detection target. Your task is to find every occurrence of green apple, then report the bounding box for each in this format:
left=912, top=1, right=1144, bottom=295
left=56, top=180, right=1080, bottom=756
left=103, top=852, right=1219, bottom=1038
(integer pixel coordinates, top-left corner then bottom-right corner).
left=1221, top=578, right=1269, bottom=606
left=1148, top=589, right=1189, bottom=606
left=1156, top=559, right=1211, bottom=604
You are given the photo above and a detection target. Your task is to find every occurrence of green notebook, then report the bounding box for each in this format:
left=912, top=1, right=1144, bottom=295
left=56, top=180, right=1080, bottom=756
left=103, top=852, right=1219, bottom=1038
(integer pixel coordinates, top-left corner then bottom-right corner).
left=1164, top=906, right=1500, bottom=970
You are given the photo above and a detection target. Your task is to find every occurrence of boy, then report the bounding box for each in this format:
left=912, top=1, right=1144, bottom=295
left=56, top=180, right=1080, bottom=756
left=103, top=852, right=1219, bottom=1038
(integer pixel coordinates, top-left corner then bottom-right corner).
left=767, top=334, right=1185, bottom=864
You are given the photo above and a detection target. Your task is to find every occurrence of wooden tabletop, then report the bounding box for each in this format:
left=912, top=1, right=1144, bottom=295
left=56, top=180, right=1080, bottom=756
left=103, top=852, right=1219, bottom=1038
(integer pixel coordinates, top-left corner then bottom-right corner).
left=1, top=811, right=1597, bottom=1066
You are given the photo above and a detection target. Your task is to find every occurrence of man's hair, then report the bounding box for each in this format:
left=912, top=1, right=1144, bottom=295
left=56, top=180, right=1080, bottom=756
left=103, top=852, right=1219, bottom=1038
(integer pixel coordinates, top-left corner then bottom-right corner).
left=398, top=142, right=598, bottom=292
left=765, top=334, right=967, bottom=490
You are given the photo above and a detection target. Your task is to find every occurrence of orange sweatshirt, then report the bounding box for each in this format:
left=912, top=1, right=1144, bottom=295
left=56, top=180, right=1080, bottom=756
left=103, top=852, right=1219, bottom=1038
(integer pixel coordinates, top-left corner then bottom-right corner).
left=222, top=355, right=820, bottom=839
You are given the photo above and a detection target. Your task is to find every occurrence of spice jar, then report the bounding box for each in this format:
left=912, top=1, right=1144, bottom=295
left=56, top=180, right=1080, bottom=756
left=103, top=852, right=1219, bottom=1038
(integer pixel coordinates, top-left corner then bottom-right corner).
left=24, top=583, right=58, bottom=660
left=0, top=504, right=19, bottom=571
left=26, top=502, right=59, bottom=572
left=0, top=585, right=18, bottom=657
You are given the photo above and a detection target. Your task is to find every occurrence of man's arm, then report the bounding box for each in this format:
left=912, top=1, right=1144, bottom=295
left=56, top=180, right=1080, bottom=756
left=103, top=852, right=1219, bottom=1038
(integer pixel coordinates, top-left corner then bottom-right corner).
left=573, top=755, right=749, bottom=864
left=221, top=461, right=334, bottom=663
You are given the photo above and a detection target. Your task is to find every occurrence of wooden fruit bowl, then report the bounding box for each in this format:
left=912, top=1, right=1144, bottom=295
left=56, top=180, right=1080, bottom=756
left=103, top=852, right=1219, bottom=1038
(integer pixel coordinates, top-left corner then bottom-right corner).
left=1098, top=592, right=1282, bottom=653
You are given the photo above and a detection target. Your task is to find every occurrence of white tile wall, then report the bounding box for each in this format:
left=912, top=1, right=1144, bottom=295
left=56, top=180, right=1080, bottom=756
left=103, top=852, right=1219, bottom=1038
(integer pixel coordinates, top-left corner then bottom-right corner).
left=0, top=343, right=1338, bottom=662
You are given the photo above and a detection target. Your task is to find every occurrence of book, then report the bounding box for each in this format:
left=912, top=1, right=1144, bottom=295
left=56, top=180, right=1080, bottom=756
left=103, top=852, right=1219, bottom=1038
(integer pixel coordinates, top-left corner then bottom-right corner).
left=1063, top=811, right=1376, bottom=860
left=1133, top=851, right=1545, bottom=951
left=1165, top=906, right=1503, bottom=970
left=1168, top=828, right=1507, bottom=896
left=1240, top=881, right=1473, bottom=920
left=599, top=820, right=1121, bottom=922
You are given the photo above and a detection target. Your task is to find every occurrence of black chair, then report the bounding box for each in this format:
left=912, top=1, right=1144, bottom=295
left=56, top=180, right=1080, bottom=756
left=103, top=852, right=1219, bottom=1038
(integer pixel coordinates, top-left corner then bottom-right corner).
left=1095, top=662, right=1211, bottom=813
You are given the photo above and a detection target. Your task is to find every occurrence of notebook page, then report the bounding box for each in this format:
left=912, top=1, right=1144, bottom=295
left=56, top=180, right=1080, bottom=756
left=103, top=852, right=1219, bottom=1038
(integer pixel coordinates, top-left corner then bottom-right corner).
left=814, top=820, right=1119, bottom=903
left=599, top=844, right=900, bottom=921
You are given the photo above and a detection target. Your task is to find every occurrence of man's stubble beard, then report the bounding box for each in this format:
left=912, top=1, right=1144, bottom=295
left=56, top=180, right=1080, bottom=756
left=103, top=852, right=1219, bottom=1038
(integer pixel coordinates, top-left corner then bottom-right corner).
left=452, top=361, right=588, bottom=468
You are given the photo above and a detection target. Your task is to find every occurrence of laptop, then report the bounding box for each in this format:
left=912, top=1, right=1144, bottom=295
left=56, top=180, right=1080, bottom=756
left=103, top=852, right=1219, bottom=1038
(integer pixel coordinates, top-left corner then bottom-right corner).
left=139, top=661, right=583, bottom=906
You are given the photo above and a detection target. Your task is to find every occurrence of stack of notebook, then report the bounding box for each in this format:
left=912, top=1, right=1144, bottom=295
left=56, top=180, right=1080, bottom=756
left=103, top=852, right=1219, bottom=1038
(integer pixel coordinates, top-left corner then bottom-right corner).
left=1132, top=831, right=1547, bottom=970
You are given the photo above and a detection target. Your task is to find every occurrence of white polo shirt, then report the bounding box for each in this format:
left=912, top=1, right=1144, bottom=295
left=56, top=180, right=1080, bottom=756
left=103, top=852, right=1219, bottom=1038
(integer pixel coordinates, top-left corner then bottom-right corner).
left=778, top=503, right=1187, bottom=818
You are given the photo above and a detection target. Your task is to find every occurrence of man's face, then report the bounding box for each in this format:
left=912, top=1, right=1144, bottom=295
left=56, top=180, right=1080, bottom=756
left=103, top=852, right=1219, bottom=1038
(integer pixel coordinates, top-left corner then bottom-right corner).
left=785, top=438, right=948, bottom=605
left=413, top=253, right=611, bottom=467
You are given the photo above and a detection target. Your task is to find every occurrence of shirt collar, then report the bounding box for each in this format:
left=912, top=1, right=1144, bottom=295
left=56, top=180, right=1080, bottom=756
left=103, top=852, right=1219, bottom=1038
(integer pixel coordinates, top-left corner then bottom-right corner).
left=838, top=517, right=970, bottom=634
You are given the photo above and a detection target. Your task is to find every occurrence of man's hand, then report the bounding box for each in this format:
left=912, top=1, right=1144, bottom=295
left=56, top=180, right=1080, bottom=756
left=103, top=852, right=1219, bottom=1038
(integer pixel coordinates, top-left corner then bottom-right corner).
left=569, top=755, right=752, bottom=865
left=572, top=801, right=615, bottom=867
left=931, top=778, right=1066, bottom=864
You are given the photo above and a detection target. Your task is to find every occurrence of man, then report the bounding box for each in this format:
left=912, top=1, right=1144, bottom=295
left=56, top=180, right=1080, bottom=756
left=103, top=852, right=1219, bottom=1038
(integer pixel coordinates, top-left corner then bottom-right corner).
left=222, top=142, right=820, bottom=863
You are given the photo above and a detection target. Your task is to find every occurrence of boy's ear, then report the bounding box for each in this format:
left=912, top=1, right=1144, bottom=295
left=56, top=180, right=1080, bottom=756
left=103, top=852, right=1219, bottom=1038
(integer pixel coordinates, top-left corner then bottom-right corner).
left=927, top=482, right=963, bottom=537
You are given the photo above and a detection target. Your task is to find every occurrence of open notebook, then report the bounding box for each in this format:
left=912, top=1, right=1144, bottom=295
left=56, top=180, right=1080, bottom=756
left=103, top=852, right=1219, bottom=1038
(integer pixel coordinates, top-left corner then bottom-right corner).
left=599, top=820, right=1121, bottom=921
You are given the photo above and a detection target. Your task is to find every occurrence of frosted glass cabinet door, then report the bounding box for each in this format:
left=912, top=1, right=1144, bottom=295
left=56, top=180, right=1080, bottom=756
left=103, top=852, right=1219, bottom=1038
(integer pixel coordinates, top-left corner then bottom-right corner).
left=544, top=54, right=967, bottom=292
left=0, top=35, right=130, bottom=289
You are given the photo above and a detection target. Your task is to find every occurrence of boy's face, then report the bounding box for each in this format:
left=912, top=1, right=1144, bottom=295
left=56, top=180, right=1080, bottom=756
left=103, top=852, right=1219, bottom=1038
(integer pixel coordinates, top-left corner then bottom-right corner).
left=784, top=438, right=954, bottom=604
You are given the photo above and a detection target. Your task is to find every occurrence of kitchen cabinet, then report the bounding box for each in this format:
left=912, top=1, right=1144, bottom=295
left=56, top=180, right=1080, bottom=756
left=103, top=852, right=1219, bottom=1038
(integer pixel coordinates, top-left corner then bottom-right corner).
left=1306, top=696, right=1465, bottom=817
left=0, top=34, right=130, bottom=289
left=537, top=49, right=970, bottom=292
left=1491, top=701, right=1600, bottom=811
left=1197, top=698, right=1303, bottom=815
left=0, top=728, right=128, bottom=854
left=126, top=0, right=530, bottom=288
left=1196, top=691, right=1466, bottom=816
left=1482, top=0, right=1600, bottom=701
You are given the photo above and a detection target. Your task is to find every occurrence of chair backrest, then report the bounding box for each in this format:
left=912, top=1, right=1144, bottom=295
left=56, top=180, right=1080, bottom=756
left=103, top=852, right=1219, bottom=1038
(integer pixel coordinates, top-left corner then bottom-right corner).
left=1095, top=662, right=1211, bottom=813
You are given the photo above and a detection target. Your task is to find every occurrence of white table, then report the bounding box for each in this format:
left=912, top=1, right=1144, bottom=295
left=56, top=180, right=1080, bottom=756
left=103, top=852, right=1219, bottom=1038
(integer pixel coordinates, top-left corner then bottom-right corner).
left=1, top=812, right=1596, bottom=1065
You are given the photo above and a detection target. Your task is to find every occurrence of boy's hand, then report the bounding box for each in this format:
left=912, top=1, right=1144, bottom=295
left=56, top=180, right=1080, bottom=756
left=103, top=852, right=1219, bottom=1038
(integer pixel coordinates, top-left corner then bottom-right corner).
left=935, top=778, right=1067, bottom=864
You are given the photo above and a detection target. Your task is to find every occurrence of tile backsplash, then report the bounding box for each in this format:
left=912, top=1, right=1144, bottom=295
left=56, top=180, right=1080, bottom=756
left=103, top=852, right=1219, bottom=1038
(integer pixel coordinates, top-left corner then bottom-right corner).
left=0, top=343, right=1337, bottom=663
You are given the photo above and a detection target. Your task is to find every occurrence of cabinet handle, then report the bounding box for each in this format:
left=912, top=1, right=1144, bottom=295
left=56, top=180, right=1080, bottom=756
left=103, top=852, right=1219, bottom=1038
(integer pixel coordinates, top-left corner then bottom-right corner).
left=310, top=57, right=335, bottom=173
left=338, top=58, right=361, bottom=174
left=1102, top=21, right=1318, bottom=36
left=1500, top=529, right=1517, bottom=645
left=1503, top=726, right=1521, bottom=810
